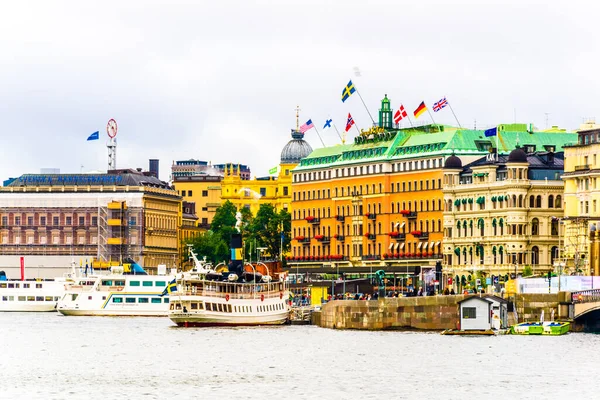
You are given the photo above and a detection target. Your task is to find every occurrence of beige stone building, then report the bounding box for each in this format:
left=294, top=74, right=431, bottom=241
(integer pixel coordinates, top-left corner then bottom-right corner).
left=442, top=146, right=566, bottom=286
left=562, top=121, right=600, bottom=275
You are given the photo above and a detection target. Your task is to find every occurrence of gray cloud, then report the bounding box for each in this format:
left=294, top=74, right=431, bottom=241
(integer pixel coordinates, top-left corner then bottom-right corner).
left=0, top=0, right=597, bottom=182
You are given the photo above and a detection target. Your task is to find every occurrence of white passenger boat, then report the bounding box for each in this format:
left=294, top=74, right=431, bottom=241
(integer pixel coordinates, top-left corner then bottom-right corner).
left=0, top=263, right=79, bottom=312
left=168, top=229, right=290, bottom=327
left=56, top=263, right=174, bottom=317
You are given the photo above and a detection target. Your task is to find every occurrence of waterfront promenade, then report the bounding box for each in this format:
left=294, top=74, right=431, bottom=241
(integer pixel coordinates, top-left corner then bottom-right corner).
left=312, top=291, right=600, bottom=331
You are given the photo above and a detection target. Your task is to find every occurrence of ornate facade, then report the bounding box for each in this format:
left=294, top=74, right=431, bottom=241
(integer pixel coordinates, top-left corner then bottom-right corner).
left=442, top=147, right=567, bottom=286
left=290, top=96, right=577, bottom=281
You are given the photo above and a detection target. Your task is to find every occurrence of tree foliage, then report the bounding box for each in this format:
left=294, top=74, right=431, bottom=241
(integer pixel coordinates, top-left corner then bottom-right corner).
left=184, top=231, right=229, bottom=266
left=209, top=200, right=237, bottom=244
left=249, top=204, right=291, bottom=260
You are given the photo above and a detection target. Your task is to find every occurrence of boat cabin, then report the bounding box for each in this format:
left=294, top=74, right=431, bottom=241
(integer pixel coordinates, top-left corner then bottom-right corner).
left=458, top=295, right=508, bottom=331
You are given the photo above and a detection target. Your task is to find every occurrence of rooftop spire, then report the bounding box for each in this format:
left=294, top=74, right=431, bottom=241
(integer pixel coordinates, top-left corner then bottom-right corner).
left=295, top=105, right=301, bottom=131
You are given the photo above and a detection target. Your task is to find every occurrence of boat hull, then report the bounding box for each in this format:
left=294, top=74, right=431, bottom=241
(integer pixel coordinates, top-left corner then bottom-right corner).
left=170, top=310, right=289, bottom=327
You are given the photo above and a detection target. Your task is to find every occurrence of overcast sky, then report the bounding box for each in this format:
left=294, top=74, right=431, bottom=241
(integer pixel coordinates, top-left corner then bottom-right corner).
left=1, top=0, right=598, bottom=182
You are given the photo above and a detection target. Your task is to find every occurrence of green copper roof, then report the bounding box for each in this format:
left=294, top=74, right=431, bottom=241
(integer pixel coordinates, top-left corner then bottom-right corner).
left=295, top=124, right=578, bottom=171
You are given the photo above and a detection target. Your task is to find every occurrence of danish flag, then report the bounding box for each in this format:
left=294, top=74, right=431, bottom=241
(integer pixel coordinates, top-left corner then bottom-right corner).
left=394, top=105, right=408, bottom=124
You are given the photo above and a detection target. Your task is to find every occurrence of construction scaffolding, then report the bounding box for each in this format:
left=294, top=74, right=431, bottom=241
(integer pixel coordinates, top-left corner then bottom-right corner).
left=563, top=217, right=590, bottom=275
left=97, top=201, right=143, bottom=265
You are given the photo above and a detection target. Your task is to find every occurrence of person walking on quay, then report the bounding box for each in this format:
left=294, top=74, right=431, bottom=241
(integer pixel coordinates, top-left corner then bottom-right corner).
left=450, top=288, right=456, bottom=295
left=443, top=287, right=450, bottom=295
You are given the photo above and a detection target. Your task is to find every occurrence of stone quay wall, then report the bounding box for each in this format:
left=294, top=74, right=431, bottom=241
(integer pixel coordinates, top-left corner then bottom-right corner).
left=313, top=293, right=562, bottom=330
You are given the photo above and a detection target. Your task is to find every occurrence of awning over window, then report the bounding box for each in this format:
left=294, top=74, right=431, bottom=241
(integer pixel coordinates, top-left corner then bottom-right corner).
left=422, top=242, right=428, bottom=250
left=394, top=242, right=400, bottom=250
left=388, top=243, right=394, bottom=250
left=400, top=222, right=405, bottom=229
left=399, top=243, right=405, bottom=250
left=417, top=242, right=423, bottom=249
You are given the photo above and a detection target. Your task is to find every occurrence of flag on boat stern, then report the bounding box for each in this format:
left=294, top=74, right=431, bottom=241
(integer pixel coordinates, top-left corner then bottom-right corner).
left=87, top=131, right=99, bottom=141
left=160, top=279, right=177, bottom=296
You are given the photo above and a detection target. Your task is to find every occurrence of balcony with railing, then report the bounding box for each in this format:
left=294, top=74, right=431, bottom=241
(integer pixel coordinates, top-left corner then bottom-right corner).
left=388, top=232, right=406, bottom=240
left=335, top=215, right=345, bottom=222
left=333, top=234, right=345, bottom=241
left=305, top=216, right=320, bottom=224
left=366, top=213, right=376, bottom=220
left=574, top=164, right=590, bottom=171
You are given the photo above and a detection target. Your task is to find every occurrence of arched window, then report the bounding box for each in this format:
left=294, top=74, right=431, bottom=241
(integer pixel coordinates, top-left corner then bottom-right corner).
left=536, top=195, right=542, bottom=208
left=550, top=246, right=558, bottom=265
left=531, top=218, right=539, bottom=236
left=548, top=195, right=554, bottom=208
left=531, top=246, right=539, bottom=265
left=529, top=196, right=535, bottom=208
left=555, top=195, right=562, bottom=208
left=551, top=218, right=559, bottom=236
left=518, top=195, right=523, bottom=208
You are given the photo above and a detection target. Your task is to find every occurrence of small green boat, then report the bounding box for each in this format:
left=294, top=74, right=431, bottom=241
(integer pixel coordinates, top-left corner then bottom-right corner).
left=510, top=321, right=570, bottom=335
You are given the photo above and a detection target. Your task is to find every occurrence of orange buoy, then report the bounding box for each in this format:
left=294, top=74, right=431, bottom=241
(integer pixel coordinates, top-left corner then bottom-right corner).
left=261, top=294, right=265, bottom=302
left=225, top=294, right=230, bottom=301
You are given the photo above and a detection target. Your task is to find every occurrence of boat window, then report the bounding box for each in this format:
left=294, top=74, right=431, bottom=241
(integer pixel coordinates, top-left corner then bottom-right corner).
left=44, top=296, right=53, bottom=301
left=36, top=283, right=42, bottom=289
left=113, top=297, right=123, bottom=303
left=23, top=284, right=30, bottom=288
left=163, top=298, right=169, bottom=303
left=126, top=298, right=136, bottom=303
left=138, top=298, right=149, bottom=303
left=8, top=283, right=15, bottom=288
left=88, top=296, right=92, bottom=300
left=70, top=294, right=78, bottom=301
left=191, top=303, right=198, bottom=310
left=155, top=281, right=166, bottom=287
left=130, top=281, right=140, bottom=286
left=142, top=281, right=153, bottom=287
left=0, top=283, right=6, bottom=288
left=169, top=304, right=175, bottom=310
left=151, top=298, right=162, bottom=304
left=102, top=296, right=106, bottom=300
left=175, top=303, right=182, bottom=310
left=27, top=296, right=35, bottom=301
left=35, top=296, right=43, bottom=301
left=217, top=303, right=223, bottom=312
left=102, top=280, right=113, bottom=286
left=114, top=280, right=125, bottom=286
left=54, top=296, right=60, bottom=301
left=1, top=296, right=6, bottom=301
left=227, top=304, right=232, bottom=313
left=198, top=302, right=203, bottom=310
left=206, top=303, right=212, bottom=311
left=18, top=296, right=26, bottom=301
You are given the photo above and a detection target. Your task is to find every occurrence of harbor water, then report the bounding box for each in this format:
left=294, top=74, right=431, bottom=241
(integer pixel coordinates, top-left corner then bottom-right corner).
left=1, top=313, right=598, bottom=400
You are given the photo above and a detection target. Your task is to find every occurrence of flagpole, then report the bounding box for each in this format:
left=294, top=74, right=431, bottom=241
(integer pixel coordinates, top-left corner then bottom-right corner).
left=332, top=123, right=344, bottom=144
left=353, top=84, right=376, bottom=125
left=312, top=127, right=326, bottom=147
left=425, top=108, right=438, bottom=130
left=447, top=99, right=463, bottom=129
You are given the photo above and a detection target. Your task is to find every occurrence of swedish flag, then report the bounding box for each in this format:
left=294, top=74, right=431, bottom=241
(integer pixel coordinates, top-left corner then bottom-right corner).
left=160, top=278, right=177, bottom=297
left=341, top=80, right=356, bottom=102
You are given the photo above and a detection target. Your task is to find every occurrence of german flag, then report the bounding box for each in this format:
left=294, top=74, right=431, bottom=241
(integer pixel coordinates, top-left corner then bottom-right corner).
left=413, top=101, right=427, bottom=119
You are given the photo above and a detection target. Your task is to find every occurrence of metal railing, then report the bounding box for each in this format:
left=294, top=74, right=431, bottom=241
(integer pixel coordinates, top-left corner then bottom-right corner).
left=571, top=289, right=600, bottom=303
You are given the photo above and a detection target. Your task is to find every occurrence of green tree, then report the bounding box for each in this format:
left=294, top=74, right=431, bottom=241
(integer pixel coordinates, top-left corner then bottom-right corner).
left=522, top=265, right=533, bottom=277
left=210, top=200, right=237, bottom=244
left=185, top=231, right=229, bottom=265
left=249, top=204, right=290, bottom=260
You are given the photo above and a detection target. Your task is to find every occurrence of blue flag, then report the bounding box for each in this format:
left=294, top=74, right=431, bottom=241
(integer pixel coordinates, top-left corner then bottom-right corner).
left=87, top=131, right=99, bottom=141
left=160, top=278, right=177, bottom=297
left=341, top=80, right=356, bottom=102
left=323, top=119, right=332, bottom=129
left=484, top=127, right=497, bottom=137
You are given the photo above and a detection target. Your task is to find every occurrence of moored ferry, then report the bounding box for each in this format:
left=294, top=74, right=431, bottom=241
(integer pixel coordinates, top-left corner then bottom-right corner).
left=0, top=263, right=80, bottom=312
left=56, top=263, right=174, bottom=316
left=168, top=232, right=290, bottom=327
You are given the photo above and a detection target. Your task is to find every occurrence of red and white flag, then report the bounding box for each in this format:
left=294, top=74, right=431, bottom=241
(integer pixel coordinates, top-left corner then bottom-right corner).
left=394, top=105, right=408, bottom=124
left=345, top=113, right=355, bottom=132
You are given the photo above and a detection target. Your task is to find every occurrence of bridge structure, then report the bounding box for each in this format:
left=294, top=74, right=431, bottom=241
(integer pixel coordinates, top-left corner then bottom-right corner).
left=569, top=289, right=600, bottom=320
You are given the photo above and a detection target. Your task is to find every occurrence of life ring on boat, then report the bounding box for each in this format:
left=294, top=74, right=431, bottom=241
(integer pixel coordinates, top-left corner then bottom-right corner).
left=225, top=294, right=230, bottom=302
left=279, top=292, right=283, bottom=299
left=261, top=294, right=265, bottom=302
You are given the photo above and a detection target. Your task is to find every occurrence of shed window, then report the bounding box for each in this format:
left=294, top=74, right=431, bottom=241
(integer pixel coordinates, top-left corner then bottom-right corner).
left=463, top=307, right=477, bottom=319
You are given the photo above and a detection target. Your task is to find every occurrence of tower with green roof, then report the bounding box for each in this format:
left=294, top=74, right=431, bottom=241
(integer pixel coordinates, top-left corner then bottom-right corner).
left=379, top=94, right=393, bottom=129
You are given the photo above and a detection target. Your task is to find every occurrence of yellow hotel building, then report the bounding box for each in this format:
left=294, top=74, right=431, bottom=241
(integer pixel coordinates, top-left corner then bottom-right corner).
left=289, top=96, right=579, bottom=284
left=220, top=128, right=312, bottom=214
